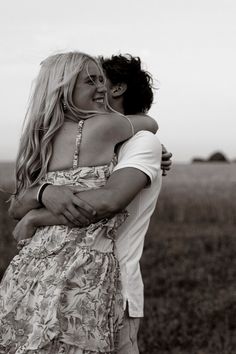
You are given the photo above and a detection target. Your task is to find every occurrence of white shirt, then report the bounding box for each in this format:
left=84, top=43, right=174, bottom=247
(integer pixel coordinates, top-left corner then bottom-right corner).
left=113, top=131, right=162, bottom=317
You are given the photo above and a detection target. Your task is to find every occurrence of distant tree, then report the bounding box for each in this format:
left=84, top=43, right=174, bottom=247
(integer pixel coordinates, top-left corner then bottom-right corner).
left=208, top=151, right=228, bottom=162
left=192, top=157, right=206, bottom=163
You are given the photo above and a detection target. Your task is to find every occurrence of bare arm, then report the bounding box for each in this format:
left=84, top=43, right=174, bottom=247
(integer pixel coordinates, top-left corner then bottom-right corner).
left=40, top=168, right=148, bottom=223
left=96, top=113, right=158, bottom=147
left=12, top=208, right=70, bottom=242
left=9, top=115, right=157, bottom=221
left=126, top=114, right=158, bottom=134
left=77, top=167, right=148, bottom=220
left=9, top=187, right=41, bottom=220
left=13, top=167, right=148, bottom=240
left=10, top=113, right=158, bottom=221
left=9, top=185, right=96, bottom=224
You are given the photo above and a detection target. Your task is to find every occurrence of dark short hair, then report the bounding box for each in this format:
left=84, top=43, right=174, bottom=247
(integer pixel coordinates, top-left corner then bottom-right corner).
left=100, top=54, right=154, bottom=115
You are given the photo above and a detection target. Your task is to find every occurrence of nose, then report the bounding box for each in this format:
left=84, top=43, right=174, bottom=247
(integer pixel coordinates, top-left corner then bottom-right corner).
left=97, top=82, right=107, bottom=93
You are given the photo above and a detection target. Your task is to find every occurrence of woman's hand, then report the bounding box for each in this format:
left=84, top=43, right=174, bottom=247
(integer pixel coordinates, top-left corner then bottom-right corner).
left=13, top=211, right=37, bottom=242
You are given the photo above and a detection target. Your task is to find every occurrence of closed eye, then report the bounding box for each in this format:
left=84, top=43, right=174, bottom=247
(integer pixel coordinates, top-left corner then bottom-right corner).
left=86, top=78, right=95, bottom=85
left=99, top=76, right=105, bottom=84
left=86, top=76, right=105, bottom=86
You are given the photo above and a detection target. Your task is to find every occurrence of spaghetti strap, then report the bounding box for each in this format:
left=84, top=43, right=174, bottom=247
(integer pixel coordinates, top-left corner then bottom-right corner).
left=72, top=119, right=84, bottom=169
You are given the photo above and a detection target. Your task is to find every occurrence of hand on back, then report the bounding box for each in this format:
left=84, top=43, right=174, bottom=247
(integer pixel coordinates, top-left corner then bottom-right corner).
left=161, top=144, right=172, bottom=176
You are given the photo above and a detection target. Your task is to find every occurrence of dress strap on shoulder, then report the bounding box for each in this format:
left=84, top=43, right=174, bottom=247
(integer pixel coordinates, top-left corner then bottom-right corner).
left=123, top=115, right=135, bottom=137
left=73, top=119, right=84, bottom=169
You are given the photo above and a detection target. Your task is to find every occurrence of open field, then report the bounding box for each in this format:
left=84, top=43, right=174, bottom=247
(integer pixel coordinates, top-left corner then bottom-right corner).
left=0, top=162, right=236, bottom=353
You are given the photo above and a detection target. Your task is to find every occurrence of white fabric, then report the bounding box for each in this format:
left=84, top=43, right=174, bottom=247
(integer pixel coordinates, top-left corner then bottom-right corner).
left=113, top=130, right=162, bottom=317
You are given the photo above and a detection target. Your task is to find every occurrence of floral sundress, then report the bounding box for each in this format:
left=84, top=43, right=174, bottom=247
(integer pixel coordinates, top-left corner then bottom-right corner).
left=0, top=120, right=126, bottom=354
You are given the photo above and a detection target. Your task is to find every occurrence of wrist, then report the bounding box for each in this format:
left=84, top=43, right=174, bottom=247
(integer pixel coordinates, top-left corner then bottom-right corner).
left=37, top=182, right=52, bottom=206
left=25, top=209, right=38, bottom=227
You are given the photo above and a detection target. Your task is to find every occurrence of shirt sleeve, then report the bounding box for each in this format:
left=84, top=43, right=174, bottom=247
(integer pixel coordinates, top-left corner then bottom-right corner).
left=113, top=131, right=162, bottom=183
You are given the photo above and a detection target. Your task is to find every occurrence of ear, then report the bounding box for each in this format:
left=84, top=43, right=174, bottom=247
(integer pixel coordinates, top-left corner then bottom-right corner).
left=111, top=83, right=127, bottom=98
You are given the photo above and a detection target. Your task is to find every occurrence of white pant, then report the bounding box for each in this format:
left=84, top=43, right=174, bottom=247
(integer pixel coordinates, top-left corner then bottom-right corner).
left=116, top=311, right=140, bottom=354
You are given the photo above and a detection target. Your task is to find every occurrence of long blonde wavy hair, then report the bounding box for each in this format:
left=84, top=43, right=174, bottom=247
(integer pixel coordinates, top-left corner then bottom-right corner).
left=15, top=51, right=107, bottom=195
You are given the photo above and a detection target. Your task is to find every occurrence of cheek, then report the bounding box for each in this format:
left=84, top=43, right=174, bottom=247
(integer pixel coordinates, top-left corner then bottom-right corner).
left=73, top=87, right=94, bottom=109
left=73, top=92, right=80, bottom=107
left=72, top=86, right=79, bottom=103
left=73, top=87, right=87, bottom=105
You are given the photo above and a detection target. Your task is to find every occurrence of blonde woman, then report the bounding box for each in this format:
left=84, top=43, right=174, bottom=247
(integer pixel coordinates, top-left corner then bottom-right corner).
left=0, top=52, right=157, bottom=353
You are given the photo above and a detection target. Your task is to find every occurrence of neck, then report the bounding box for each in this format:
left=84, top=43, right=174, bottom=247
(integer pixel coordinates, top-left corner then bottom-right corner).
left=109, top=98, right=125, bottom=115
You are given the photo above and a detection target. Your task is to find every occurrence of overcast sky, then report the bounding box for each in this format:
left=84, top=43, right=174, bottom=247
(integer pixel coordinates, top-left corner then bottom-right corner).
left=0, top=0, right=235, bottom=162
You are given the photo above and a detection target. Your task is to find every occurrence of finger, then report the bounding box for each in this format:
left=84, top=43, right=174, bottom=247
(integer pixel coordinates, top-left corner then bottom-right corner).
left=161, top=162, right=172, bottom=168
left=162, top=170, right=167, bottom=177
left=58, top=215, right=75, bottom=228
left=72, top=196, right=96, bottom=217
left=67, top=185, right=81, bottom=193
left=65, top=207, right=90, bottom=227
left=161, top=159, right=172, bottom=165
left=162, top=152, right=172, bottom=159
left=58, top=215, right=71, bottom=225
left=69, top=204, right=91, bottom=225
left=63, top=210, right=82, bottom=226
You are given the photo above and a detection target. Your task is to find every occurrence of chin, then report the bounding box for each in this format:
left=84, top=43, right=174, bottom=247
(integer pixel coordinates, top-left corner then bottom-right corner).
left=95, top=103, right=106, bottom=111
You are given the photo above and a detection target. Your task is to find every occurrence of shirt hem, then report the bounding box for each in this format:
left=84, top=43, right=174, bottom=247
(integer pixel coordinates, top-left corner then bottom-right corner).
left=124, top=299, right=144, bottom=318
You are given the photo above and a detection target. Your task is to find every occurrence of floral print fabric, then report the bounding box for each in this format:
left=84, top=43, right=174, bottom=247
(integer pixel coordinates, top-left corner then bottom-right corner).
left=0, top=157, right=126, bottom=353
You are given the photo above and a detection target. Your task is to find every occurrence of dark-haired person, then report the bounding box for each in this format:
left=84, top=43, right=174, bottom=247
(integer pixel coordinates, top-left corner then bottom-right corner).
left=10, top=54, right=172, bottom=353
left=100, top=54, right=153, bottom=115
left=101, top=54, right=171, bottom=175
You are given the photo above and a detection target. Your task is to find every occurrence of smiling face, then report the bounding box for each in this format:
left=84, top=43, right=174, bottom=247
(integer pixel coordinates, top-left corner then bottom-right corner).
left=73, top=60, right=107, bottom=111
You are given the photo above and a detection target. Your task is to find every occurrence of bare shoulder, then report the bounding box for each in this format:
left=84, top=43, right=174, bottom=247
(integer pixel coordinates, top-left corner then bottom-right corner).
left=85, top=113, right=122, bottom=128
left=84, top=113, right=125, bottom=141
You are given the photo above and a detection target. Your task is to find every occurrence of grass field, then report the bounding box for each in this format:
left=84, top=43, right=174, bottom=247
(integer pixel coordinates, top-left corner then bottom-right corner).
left=0, top=162, right=236, bottom=353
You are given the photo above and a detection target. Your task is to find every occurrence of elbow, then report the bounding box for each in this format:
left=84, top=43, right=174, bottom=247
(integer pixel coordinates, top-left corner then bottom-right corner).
left=8, top=201, right=20, bottom=220
left=145, top=115, right=158, bottom=134
left=8, top=205, right=18, bottom=220
left=151, top=119, right=158, bottom=133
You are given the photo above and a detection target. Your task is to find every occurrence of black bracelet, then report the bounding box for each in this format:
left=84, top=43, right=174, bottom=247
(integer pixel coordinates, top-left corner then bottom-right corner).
left=36, top=182, right=51, bottom=206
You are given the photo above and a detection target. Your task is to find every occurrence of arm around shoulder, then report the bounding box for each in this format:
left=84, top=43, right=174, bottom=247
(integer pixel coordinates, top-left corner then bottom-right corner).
left=126, top=114, right=158, bottom=134
left=96, top=113, right=158, bottom=146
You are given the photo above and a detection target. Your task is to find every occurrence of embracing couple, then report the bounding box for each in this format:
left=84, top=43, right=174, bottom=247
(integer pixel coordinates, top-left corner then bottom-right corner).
left=0, top=52, right=171, bottom=353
